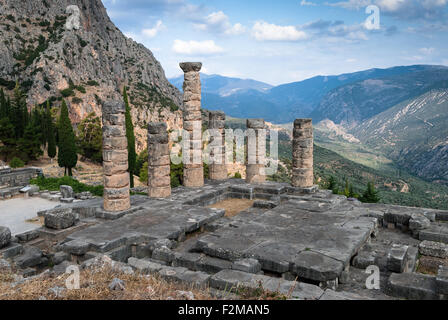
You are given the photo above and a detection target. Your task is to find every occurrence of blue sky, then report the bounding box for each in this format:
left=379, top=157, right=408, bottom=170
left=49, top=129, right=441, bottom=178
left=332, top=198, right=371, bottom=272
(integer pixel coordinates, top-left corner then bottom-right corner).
left=103, top=0, right=448, bottom=85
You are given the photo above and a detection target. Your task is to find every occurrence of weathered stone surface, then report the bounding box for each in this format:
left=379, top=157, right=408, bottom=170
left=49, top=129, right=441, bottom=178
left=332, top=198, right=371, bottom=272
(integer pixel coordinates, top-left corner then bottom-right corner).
left=436, top=265, right=448, bottom=295
left=419, top=240, right=448, bottom=258
left=419, top=224, right=448, bottom=244
left=14, top=247, right=43, bottom=269
left=319, top=289, right=371, bottom=300
left=180, top=62, right=202, bottom=73
left=44, top=208, right=77, bottom=230
left=210, top=269, right=323, bottom=300
left=152, top=246, right=175, bottom=263
left=387, top=244, right=409, bottom=273
left=232, top=258, right=262, bottom=274
left=0, top=226, right=12, bottom=248
left=147, top=123, right=171, bottom=198
left=292, top=119, right=314, bottom=188
left=128, top=257, right=164, bottom=274
left=102, top=100, right=130, bottom=212
left=292, top=251, right=344, bottom=281
left=62, top=239, right=91, bottom=256
left=409, top=214, right=431, bottom=231
left=60, top=185, right=74, bottom=199
left=386, top=272, right=438, bottom=300
left=0, top=242, right=23, bottom=259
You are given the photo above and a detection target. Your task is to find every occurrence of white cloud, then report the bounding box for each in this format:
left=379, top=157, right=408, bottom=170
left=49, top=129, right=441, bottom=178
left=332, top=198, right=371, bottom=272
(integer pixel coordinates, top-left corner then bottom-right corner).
left=172, top=40, right=224, bottom=55
left=142, top=20, right=164, bottom=38
left=193, top=11, right=246, bottom=35
left=301, top=0, right=317, bottom=5
left=419, top=47, right=435, bottom=55
left=252, top=21, right=308, bottom=41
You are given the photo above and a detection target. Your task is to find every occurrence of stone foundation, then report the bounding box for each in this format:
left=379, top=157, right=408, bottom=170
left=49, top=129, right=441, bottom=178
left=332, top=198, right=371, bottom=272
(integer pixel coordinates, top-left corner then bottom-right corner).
left=102, top=101, right=131, bottom=212
left=292, top=119, right=314, bottom=188
left=148, top=122, right=171, bottom=198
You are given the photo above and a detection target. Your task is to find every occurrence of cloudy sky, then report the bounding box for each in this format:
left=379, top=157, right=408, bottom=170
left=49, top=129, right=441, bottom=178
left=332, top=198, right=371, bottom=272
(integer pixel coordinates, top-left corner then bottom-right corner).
left=103, top=0, right=448, bottom=85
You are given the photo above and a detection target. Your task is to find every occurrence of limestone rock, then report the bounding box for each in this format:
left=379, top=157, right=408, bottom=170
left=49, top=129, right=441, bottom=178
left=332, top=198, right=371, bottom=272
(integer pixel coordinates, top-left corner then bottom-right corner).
left=0, top=226, right=12, bottom=248
left=44, top=208, right=77, bottom=230
left=419, top=240, right=448, bottom=258
left=60, top=185, right=74, bottom=199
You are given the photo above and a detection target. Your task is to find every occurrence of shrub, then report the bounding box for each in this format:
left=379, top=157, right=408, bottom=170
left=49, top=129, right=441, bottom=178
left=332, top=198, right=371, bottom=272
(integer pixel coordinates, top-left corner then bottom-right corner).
left=10, top=157, right=25, bottom=168
left=233, top=172, right=242, bottom=179
left=30, top=176, right=104, bottom=197
left=60, top=87, right=75, bottom=97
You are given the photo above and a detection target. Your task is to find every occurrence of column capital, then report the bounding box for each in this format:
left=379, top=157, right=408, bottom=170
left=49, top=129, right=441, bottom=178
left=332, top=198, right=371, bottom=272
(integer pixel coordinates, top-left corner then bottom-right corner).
left=180, top=62, right=202, bottom=73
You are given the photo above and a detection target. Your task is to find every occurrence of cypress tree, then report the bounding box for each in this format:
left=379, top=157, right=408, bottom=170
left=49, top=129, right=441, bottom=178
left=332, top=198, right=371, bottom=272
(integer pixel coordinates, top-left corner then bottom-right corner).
left=12, top=82, right=27, bottom=139
left=0, top=89, right=7, bottom=119
left=57, top=100, right=77, bottom=176
left=19, top=109, right=43, bottom=162
left=46, top=102, right=56, bottom=160
left=360, top=182, right=380, bottom=203
left=123, top=87, right=136, bottom=188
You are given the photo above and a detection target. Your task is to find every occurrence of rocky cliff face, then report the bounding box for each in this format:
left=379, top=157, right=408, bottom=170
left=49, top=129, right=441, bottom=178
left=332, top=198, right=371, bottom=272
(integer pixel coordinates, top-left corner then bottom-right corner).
left=0, top=0, right=182, bottom=152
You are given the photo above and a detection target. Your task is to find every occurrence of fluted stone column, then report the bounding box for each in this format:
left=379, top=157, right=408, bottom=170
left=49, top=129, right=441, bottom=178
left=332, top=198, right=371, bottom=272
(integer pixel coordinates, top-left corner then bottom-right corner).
left=292, top=119, right=314, bottom=188
left=148, top=122, right=171, bottom=198
left=102, top=101, right=131, bottom=212
left=180, top=62, right=204, bottom=188
left=209, top=111, right=227, bottom=180
left=246, top=119, right=266, bottom=184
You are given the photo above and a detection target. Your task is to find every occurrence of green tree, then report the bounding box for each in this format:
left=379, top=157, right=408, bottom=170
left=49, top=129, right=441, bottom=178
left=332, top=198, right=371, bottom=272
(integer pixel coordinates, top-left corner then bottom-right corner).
left=0, top=117, right=17, bottom=161
left=11, top=82, right=28, bottom=139
left=76, top=112, right=102, bottom=163
left=123, top=87, right=137, bottom=187
left=18, top=109, right=43, bottom=161
left=139, top=161, right=148, bottom=185
left=9, top=157, right=25, bottom=168
left=328, top=176, right=339, bottom=194
left=360, top=182, right=380, bottom=203
left=46, top=101, right=56, bottom=159
left=57, top=100, right=77, bottom=176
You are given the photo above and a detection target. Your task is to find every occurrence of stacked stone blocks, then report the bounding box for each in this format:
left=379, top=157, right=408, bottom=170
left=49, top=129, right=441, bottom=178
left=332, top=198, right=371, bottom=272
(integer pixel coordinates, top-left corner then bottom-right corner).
left=208, top=111, right=227, bottom=180
left=180, top=62, right=204, bottom=187
left=148, top=122, right=171, bottom=198
left=292, top=119, right=314, bottom=188
left=246, top=119, right=266, bottom=184
left=102, top=101, right=131, bottom=212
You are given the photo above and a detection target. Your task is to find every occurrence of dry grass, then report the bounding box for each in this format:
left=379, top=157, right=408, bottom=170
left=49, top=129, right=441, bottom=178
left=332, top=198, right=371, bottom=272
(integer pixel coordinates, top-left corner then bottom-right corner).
left=208, top=199, right=255, bottom=217
left=417, top=256, right=448, bottom=275
left=0, top=267, right=218, bottom=300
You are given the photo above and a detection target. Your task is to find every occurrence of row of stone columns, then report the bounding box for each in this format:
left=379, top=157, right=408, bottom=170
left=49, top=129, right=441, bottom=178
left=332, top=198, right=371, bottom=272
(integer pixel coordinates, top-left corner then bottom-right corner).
left=101, top=63, right=315, bottom=212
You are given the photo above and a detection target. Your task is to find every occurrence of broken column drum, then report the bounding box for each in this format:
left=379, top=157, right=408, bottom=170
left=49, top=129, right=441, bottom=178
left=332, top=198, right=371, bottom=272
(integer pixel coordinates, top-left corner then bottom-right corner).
left=102, top=101, right=131, bottom=212
left=208, top=111, right=227, bottom=180
left=292, top=119, right=314, bottom=188
left=246, top=118, right=266, bottom=184
left=180, top=62, right=204, bottom=187
left=148, top=122, right=171, bottom=198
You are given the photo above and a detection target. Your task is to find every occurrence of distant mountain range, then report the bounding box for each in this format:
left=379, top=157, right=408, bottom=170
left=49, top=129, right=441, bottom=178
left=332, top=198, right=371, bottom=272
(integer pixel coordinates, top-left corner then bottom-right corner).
left=172, top=66, right=448, bottom=187
left=170, top=65, right=448, bottom=124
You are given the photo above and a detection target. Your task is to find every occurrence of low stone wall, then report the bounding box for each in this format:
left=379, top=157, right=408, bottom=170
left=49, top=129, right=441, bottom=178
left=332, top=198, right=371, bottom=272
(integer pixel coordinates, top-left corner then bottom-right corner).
left=0, top=167, right=42, bottom=188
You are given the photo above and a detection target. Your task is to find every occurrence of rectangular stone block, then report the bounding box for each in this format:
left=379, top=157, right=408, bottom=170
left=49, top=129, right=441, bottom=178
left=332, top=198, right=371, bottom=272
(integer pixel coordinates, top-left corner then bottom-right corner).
left=148, top=165, right=171, bottom=178
left=103, top=187, right=130, bottom=200
left=103, top=125, right=126, bottom=137
left=103, top=161, right=128, bottom=176
left=148, top=155, right=171, bottom=166
left=103, top=150, right=128, bottom=162
left=148, top=133, right=169, bottom=145
left=104, top=172, right=130, bottom=189
left=149, top=176, right=171, bottom=188
left=148, top=186, right=171, bottom=198
left=103, top=137, right=128, bottom=150
left=148, top=144, right=169, bottom=156
left=103, top=197, right=131, bottom=212
left=436, top=265, right=448, bottom=295
left=184, top=167, right=204, bottom=187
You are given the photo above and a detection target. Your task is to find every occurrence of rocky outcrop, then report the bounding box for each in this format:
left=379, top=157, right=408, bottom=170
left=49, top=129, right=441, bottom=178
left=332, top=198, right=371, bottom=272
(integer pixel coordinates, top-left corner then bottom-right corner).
left=0, top=0, right=182, bottom=152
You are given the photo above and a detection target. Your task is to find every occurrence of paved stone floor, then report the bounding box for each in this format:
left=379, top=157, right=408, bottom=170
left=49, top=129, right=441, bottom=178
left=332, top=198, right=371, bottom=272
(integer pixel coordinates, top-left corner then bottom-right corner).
left=0, top=197, right=57, bottom=235
left=14, top=180, right=448, bottom=299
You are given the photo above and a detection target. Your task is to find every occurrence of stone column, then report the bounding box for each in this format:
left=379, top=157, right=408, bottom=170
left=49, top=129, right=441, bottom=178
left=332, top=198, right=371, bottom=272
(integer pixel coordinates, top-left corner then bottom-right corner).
left=208, top=111, right=227, bottom=180
left=102, top=101, right=131, bottom=212
left=246, top=119, right=266, bottom=184
left=180, top=62, right=204, bottom=187
left=292, top=119, right=314, bottom=188
left=148, top=122, right=171, bottom=198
